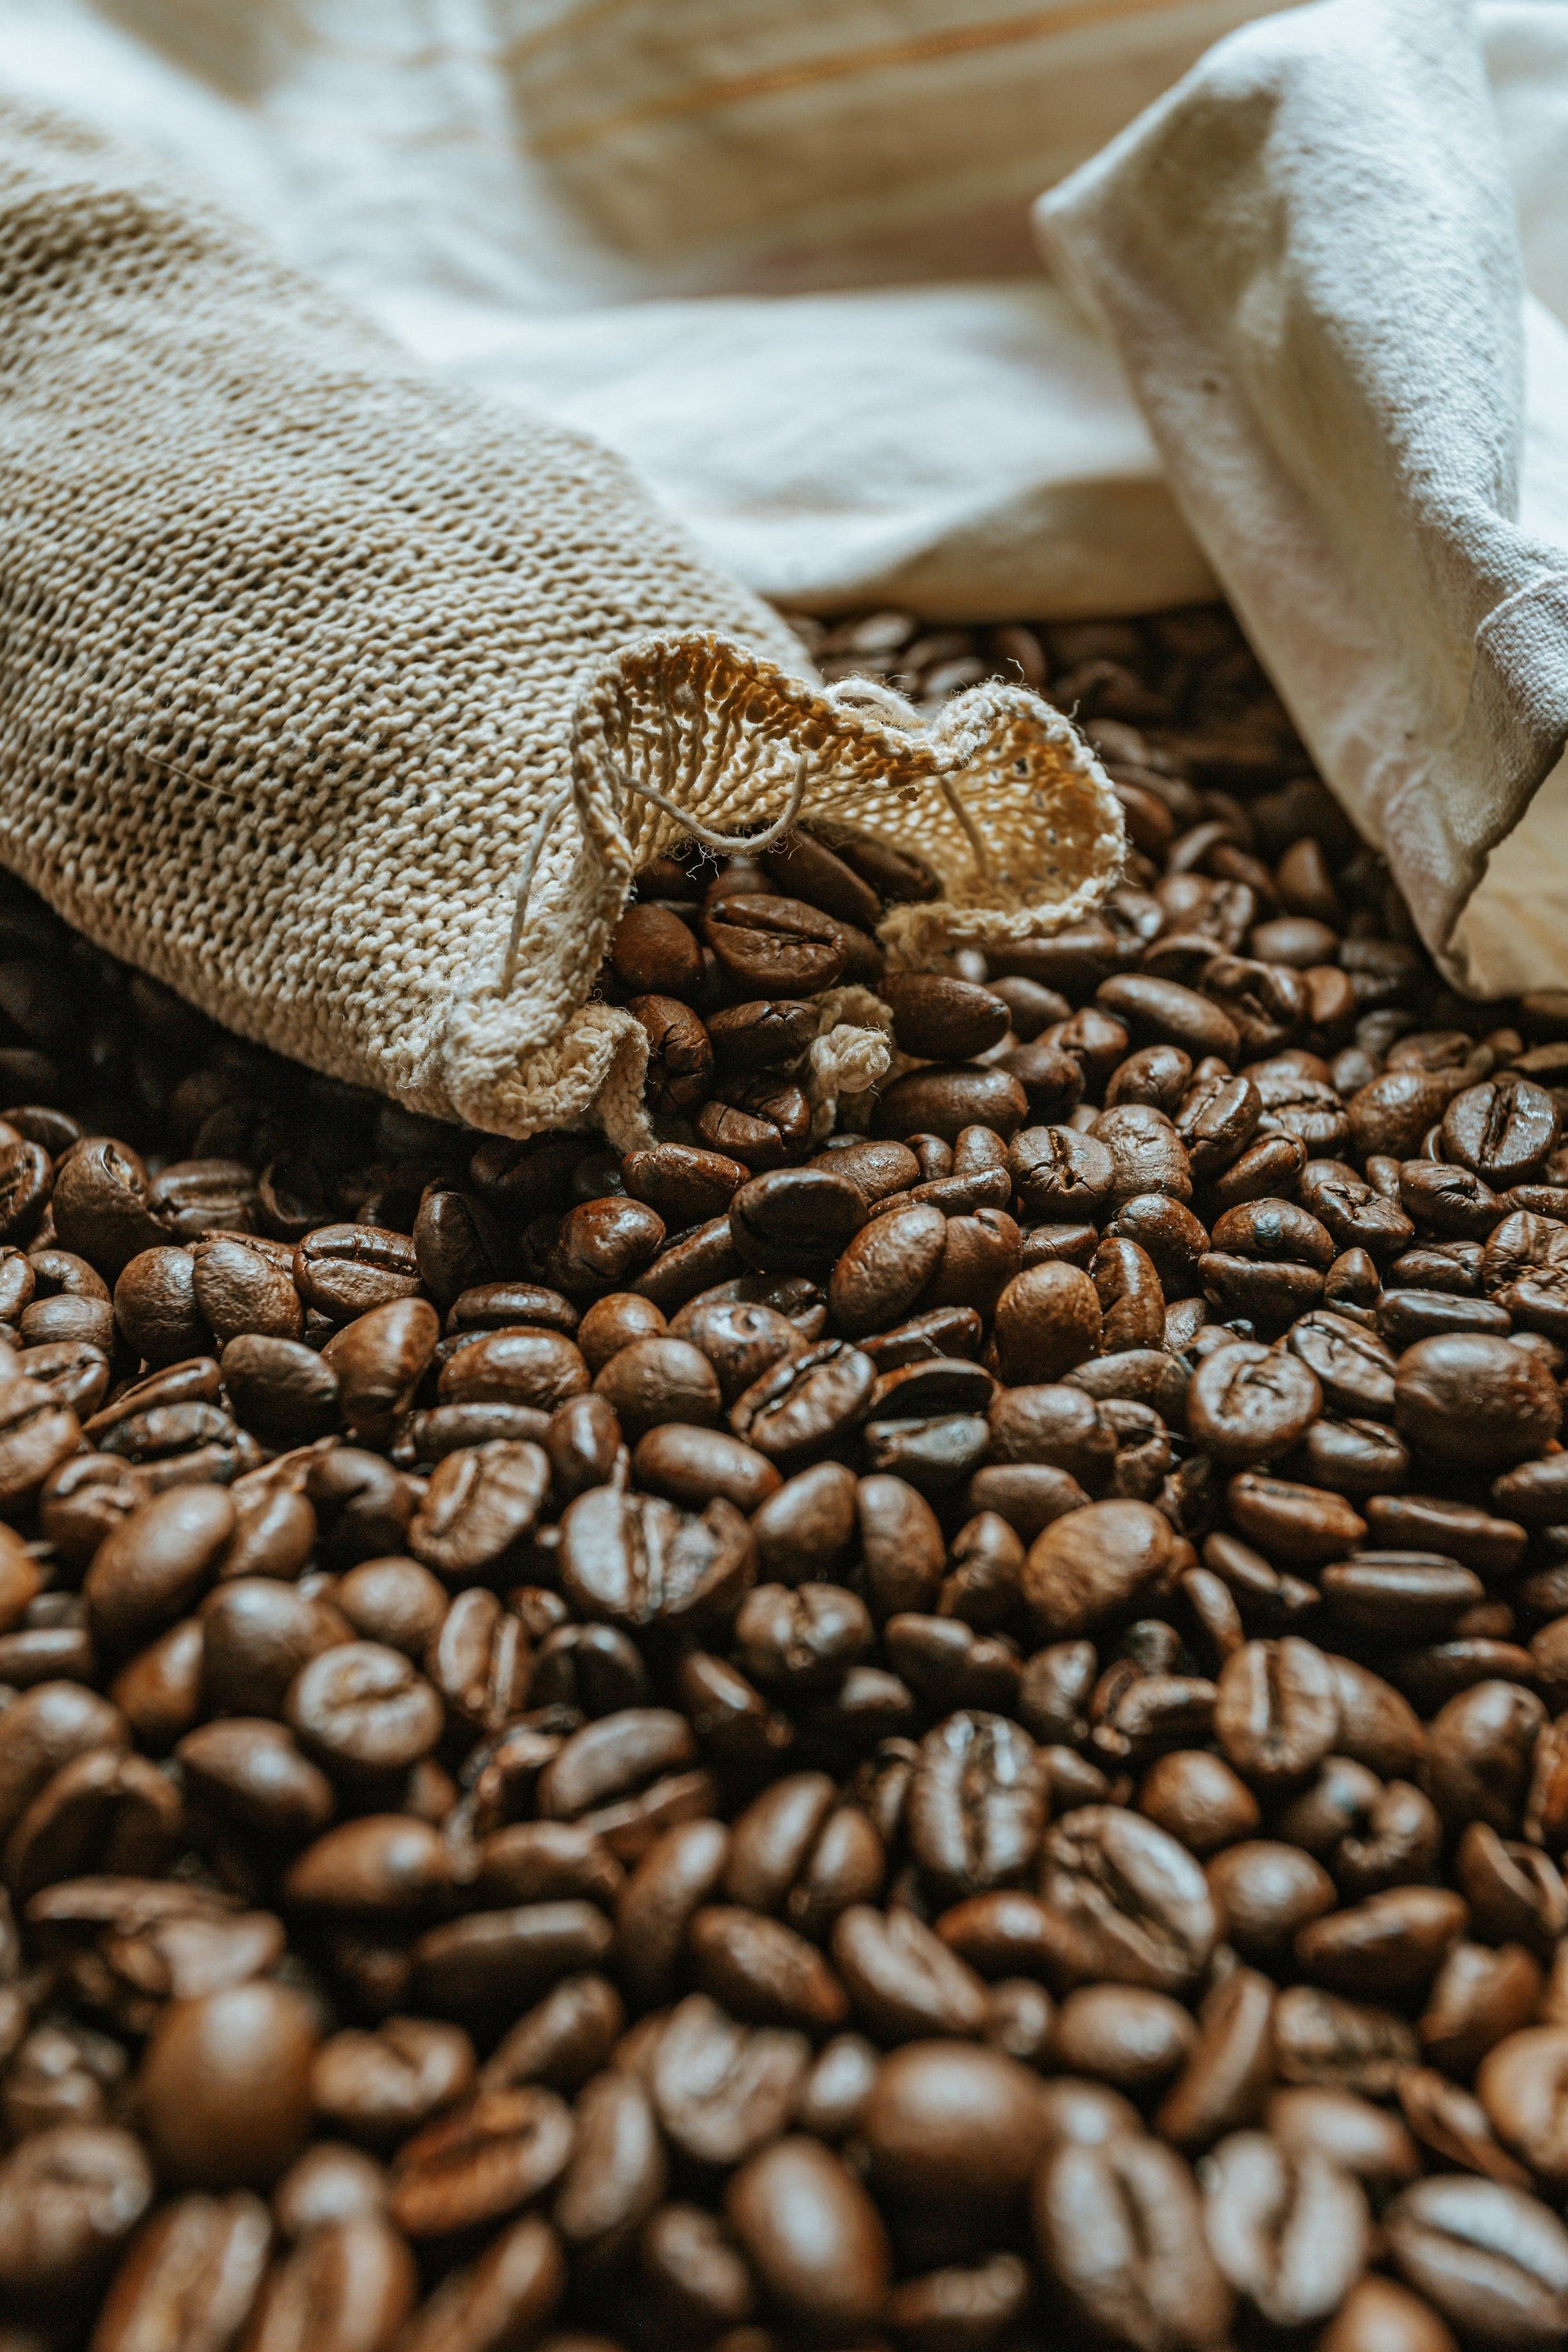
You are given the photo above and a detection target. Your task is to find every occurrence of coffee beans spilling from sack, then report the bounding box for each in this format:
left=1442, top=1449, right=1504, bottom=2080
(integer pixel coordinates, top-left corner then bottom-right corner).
left=7, top=601, right=1568, bottom=2352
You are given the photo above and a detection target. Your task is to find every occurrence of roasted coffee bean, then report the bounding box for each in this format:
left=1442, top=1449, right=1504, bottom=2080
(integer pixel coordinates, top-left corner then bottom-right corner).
left=1022, top=1500, right=1177, bottom=1639
left=1384, top=2175, right=1568, bottom=2347
left=906, top=1710, right=1047, bottom=1899
left=645, top=1989, right=808, bottom=2169
left=1200, top=2128, right=1370, bottom=2327
left=833, top=1903, right=989, bottom=2041
left=201, top=1577, right=352, bottom=1719
left=1187, top=1341, right=1322, bottom=1466
left=1033, top=2132, right=1233, bottom=2352
left=724, top=2136, right=890, bottom=2336
left=862, top=2038, right=1048, bottom=2198
left=138, top=1981, right=318, bottom=2187
left=730, top=1338, right=875, bottom=1462
left=89, top=2189, right=274, bottom=2350
left=874, top=1065, right=1030, bottom=1145
left=879, top=973, right=1010, bottom=1061
left=993, top=1262, right=1102, bottom=1383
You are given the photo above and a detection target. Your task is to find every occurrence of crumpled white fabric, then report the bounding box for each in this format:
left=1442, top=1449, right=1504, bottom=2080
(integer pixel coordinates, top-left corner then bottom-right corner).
left=5, top=0, right=1568, bottom=985
left=1037, top=0, right=1568, bottom=995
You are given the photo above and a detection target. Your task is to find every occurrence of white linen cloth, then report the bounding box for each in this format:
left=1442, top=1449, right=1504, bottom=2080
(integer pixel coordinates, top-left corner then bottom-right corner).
left=4, top=0, right=1568, bottom=985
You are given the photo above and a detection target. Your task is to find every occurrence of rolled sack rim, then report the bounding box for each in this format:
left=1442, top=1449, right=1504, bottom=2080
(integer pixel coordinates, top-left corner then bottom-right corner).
left=440, top=627, right=1126, bottom=1141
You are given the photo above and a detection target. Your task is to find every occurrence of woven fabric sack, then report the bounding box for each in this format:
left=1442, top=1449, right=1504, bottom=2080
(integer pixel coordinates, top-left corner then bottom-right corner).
left=0, top=99, right=1123, bottom=1145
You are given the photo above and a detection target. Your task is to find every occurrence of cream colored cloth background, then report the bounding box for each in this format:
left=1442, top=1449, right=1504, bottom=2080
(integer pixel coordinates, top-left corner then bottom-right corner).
left=4, top=0, right=1568, bottom=989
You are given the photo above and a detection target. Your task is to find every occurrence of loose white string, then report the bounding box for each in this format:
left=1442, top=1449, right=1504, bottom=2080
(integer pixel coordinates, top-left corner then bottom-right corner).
left=501, top=747, right=811, bottom=989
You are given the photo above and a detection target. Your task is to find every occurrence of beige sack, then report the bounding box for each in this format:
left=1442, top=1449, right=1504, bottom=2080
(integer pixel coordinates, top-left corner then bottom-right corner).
left=0, top=100, right=1123, bottom=1145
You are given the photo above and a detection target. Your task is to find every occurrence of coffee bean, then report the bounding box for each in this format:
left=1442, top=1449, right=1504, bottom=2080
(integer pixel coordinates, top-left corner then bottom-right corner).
left=1187, top=1341, right=1322, bottom=1467
left=703, top=894, right=847, bottom=997
left=875, top=1065, right=1029, bottom=1145
left=139, top=1981, right=318, bottom=2187
left=558, top=1487, right=753, bottom=1630
left=1384, top=2175, right=1568, bottom=2347
left=1033, top=2133, right=1233, bottom=2352
left=90, top=2190, right=273, bottom=2350
left=389, top=2087, right=575, bottom=2238
left=906, top=1710, right=1046, bottom=1899
left=993, top=1263, right=1102, bottom=1383
left=0, top=2123, right=157, bottom=2304
left=1022, top=1501, right=1176, bottom=1639
left=1036, top=1805, right=1219, bottom=1992
left=863, top=2040, right=1048, bottom=2199
left=724, top=2136, right=890, bottom=2336
left=832, top=1903, right=989, bottom=2041
left=395, top=2212, right=564, bottom=2352
left=1200, top=2128, right=1370, bottom=2326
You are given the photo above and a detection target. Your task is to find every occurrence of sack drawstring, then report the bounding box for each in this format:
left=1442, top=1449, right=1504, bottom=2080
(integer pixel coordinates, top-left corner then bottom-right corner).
left=501, top=746, right=811, bottom=989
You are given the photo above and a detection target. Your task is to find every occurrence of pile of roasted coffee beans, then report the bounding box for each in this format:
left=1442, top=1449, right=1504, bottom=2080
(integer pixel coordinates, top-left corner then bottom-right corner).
left=8, top=603, right=1568, bottom=2352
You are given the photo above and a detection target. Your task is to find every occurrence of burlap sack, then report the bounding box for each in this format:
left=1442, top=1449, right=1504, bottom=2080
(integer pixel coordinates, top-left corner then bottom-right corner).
left=0, top=99, right=1123, bottom=1147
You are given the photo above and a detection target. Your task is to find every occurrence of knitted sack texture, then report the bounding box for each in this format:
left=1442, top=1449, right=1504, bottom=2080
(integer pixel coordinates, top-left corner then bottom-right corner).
left=0, top=100, right=1124, bottom=1145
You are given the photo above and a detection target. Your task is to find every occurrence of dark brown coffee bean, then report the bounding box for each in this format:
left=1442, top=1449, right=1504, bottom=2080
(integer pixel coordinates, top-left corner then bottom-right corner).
left=624, top=995, right=713, bottom=1120
left=176, top=1716, right=334, bottom=1838
left=992, top=1263, right=1102, bottom=1384
left=285, top=1813, right=454, bottom=1912
left=1036, top=1805, right=1218, bottom=1992
left=1022, top=1500, right=1177, bottom=1639
left=138, top=1980, right=317, bottom=2187
left=591, top=1335, right=722, bottom=1443
left=200, top=1577, right=351, bottom=1719
left=0, top=1374, right=81, bottom=1511
left=1444, top=1078, right=1559, bottom=1181
left=826, top=1202, right=946, bottom=1338
left=190, top=1234, right=304, bottom=1348
left=1384, top=2174, right=1568, bottom=2347
left=535, top=1708, right=698, bottom=1823
left=311, top=2016, right=474, bottom=2146
left=687, top=1905, right=849, bottom=2033
left=877, top=976, right=1008, bottom=1065
left=906, top=1710, right=1046, bottom=1900
left=438, top=1330, right=590, bottom=1416
left=113, top=1246, right=205, bottom=1366
left=557, top=1485, right=753, bottom=1630
left=222, top=1334, right=340, bottom=1446
left=412, top=1900, right=613, bottom=2020
left=1156, top=1965, right=1276, bottom=2151
left=622, top=1145, right=746, bottom=1232
left=1200, top=2127, right=1370, bottom=2326
left=863, top=2039, right=1049, bottom=2199
left=0, top=2122, right=157, bottom=2305
left=647, top=1989, right=810, bottom=2168
left=831, top=1903, right=989, bottom=2042
left=322, top=1298, right=438, bottom=1447
left=609, top=902, right=701, bottom=997
left=546, top=1199, right=666, bottom=1301
left=84, top=1484, right=235, bottom=1655
left=701, top=1001, right=815, bottom=1085
left=51, top=1140, right=165, bottom=1279
left=285, top=1640, right=444, bottom=1780
left=1033, top=2133, right=1232, bottom=2352
left=395, top=2212, right=564, bottom=2352
left=702, top=892, right=848, bottom=998
left=875, top=1065, right=1029, bottom=1145
left=388, top=2086, right=575, bottom=2238
left=724, top=2136, right=890, bottom=2338
left=1011, top=1124, right=1116, bottom=1222
left=293, top=1225, right=422, bottom=1322
left=1226, top=1472, right=1368, bottom=1566
left=90, top=2190, right=274, bottom=2351
left=729, top=1338, right=874, bottom=1464
left=1393, top=1331, right=1561, bottom=1468
left=1186, top=1341, right=1321, bottom=1468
